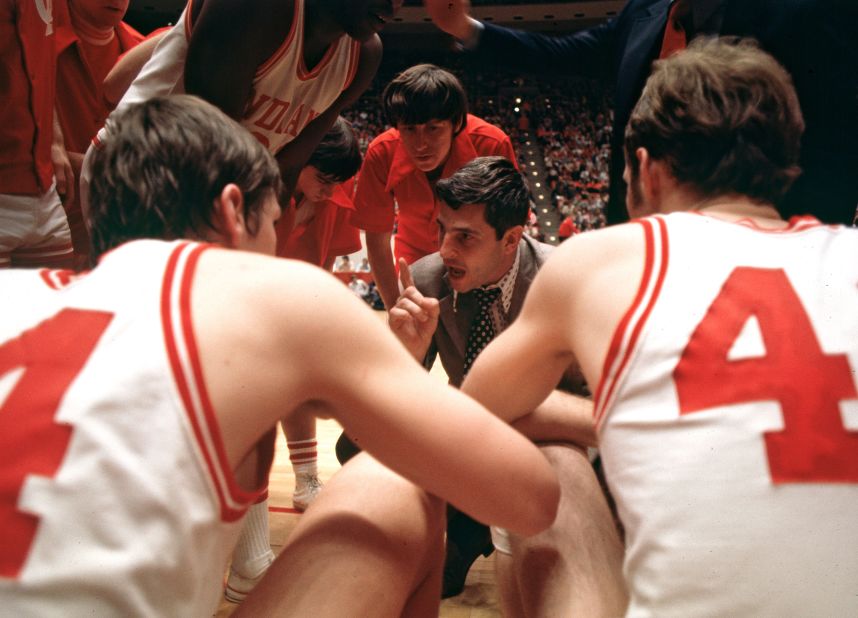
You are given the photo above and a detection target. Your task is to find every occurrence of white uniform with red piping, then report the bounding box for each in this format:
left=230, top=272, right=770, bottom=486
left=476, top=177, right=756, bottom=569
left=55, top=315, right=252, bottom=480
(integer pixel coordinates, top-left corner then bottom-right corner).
left=595, top=213, right=858, bottom=616
left=0, top=240, right=267, bottom=615
left=98, top=0, right=360, bottom=155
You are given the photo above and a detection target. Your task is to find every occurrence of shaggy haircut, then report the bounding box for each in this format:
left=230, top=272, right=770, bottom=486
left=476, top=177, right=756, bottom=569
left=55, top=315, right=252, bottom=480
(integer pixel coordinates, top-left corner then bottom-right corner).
left=88, top=95, right=282, bottom=259
left=625, top=37, right=804, bottom=205
left=306, top=116, right=362, bottom=182
left=382, top=64, right=468, bottom=134
left=435, top=156, right=530, bottom=239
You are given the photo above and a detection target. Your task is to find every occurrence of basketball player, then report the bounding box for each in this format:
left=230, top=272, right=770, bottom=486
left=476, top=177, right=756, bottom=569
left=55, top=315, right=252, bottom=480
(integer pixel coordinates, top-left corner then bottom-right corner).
left=55, top=0, right=144, bottom=268
left=227, top=116, right=363, bottom=603
left=0, top=0, right=74, bottom=269
left=81, top=0, right=403, bottom=210
left=462, top=38, right=858, bottom=615
left=0, top=95, right=559, bottom=616
left=351, top=64, right=517, bottom=310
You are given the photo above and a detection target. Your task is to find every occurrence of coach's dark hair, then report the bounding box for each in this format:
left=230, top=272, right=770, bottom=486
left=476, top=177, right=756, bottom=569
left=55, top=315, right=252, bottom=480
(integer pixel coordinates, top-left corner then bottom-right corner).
left=624, top=37, right=804, bottom=205
left=435, top=156, right=530, bottom=239
left=87, top=95, right=282, bottom=259
left=382, top=64, right=468, bottom=134
left=306, top=116, right=362, bottom=182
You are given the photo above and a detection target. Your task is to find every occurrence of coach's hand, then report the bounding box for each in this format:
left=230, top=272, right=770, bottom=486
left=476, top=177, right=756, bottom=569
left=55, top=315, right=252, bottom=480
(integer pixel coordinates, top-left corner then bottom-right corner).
left=388, top=258, right=439, bottom=362
left=423, top=0, right=479, bottom=42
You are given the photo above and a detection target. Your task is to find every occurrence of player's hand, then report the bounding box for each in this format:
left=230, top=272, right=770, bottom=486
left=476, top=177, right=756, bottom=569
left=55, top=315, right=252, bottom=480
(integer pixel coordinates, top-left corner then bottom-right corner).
left=423, top=0, right=477, bottom=41
left=51, top=143, right=75, bottom=207
left=388, top=258, right=439, bottom=361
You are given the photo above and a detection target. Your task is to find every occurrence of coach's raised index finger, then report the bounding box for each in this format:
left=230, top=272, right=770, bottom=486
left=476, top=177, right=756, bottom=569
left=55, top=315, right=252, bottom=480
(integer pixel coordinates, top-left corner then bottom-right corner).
left=398, top=258, right=415, bottom=290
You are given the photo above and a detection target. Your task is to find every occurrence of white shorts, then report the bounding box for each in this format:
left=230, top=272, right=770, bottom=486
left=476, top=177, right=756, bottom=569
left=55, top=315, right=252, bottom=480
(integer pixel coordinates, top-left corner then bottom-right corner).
left=0, top=183, right=73, bottom=268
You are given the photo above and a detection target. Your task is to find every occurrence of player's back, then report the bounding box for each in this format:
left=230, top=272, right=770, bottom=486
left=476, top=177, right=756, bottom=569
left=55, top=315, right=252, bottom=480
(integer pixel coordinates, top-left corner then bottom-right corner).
left=596, top=212, right=858, bottom=616
left=0, top=240, right=263, bottom=615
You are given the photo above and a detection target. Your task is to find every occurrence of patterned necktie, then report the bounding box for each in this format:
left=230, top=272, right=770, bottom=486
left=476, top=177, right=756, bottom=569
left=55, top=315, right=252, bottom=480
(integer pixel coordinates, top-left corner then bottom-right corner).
left=463, top=287, right=502, bottom=376
left=659, top=0, right=688, bottom=59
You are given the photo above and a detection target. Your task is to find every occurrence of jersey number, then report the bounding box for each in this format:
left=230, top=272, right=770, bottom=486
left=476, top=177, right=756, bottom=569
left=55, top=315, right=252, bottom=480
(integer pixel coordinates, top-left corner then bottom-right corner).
left=0, top=309, right=113, bottom=579
left=674, top=267, right=858, bottom=483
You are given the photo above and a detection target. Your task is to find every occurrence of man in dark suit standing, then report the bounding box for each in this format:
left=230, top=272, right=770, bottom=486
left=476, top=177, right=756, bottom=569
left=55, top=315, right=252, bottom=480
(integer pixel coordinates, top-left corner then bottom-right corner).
left=425, top=0, right=858, bottom=227
left=338, top=156, right=626, bottom=612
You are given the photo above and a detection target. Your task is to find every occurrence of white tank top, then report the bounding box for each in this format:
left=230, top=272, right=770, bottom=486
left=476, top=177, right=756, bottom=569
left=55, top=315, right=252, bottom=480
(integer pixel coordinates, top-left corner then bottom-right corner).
left=101, top=0, right=360, bottom=154
left=0, top=241, right=267, bottom=615
left=595, top=213, right=858, bottom=616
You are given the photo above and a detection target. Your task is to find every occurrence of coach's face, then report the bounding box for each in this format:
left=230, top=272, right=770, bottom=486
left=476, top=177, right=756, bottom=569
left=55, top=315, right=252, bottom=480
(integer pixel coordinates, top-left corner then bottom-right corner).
left=398, top=119, right=455, bottom=174
left=438, top=203, right=521, bottom=293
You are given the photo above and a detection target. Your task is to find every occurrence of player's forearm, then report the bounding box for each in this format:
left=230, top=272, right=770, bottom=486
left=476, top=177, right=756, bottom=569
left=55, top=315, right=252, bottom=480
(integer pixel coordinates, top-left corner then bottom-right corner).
left=365, top=232, right=399, bottom=309
left=510, top=389, right=596, bottom=447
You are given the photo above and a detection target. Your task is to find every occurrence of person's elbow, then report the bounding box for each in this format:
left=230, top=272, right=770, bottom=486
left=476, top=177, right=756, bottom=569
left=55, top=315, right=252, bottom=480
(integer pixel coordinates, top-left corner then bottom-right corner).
left=510, top=459, right=561, bottom=537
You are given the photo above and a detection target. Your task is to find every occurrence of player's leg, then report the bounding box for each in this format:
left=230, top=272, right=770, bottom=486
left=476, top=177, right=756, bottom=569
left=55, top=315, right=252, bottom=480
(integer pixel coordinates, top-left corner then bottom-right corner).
left=495, top=443, right=627, bottom=617
left=225, top=496, right=275, bottom=603
left=236, top=452, right=445, bottom=617
left=281, top=408, right=323, bottom=511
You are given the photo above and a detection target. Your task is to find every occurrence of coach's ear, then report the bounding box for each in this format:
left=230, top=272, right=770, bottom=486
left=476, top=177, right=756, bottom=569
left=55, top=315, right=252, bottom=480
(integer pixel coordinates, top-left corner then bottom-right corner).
left=212, top=183, right=246, bottom=249
left=501, top=224, right=524, bottom=255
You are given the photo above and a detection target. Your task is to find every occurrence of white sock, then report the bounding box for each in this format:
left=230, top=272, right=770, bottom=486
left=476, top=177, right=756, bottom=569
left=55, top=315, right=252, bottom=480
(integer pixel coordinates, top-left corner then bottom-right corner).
left=288, top=438, right=318, bottom=479
left=231, top=499, right=274, bottom=578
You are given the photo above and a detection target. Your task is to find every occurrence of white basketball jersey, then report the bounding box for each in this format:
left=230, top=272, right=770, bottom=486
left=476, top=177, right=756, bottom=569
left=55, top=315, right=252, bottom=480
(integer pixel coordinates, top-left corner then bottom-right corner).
left=0, top=241, right=266, bottom=615
left=101, top=0, right=359, bottom=154
left=595, top=213, right=858, bottom=616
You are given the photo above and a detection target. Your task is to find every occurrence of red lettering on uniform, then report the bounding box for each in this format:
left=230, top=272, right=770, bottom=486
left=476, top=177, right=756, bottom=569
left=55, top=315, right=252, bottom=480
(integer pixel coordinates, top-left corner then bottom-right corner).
left=305, top=108, right=321, bottom=125
left=255, top=98, right=290, bottom=131
left=244, top=93, right=271, bottom=118
left=674, top=267, right=858, bottom=483
left=283, top=103, right=305, bottom=137
left=0, top=309, right=113, bottom=578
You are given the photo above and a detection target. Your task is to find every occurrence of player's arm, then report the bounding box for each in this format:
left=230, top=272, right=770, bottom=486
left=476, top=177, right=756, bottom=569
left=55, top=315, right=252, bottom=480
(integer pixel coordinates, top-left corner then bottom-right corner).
left=423, top=0, right=618, bottom=78
left=195, top=252, right=559, bottom=535
left=103, top=29, right=168, bottom=107
left=365, top=231, right=400, bottom=310
left=511, top=389, right=596, bottom=447
left=185, top=0, right=292, bottom=119
left=272, top=35, right=383, bottom=198
left=51, top=107, right=74, bottom=206
left=463, top=224, right=645, bottom=423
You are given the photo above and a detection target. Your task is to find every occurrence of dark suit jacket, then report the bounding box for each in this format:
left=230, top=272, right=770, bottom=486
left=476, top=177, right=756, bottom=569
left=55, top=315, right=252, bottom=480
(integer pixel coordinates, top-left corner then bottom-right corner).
left=471, top=0, right=858, bottom=226
left=410, top=234, right=552, bottom=388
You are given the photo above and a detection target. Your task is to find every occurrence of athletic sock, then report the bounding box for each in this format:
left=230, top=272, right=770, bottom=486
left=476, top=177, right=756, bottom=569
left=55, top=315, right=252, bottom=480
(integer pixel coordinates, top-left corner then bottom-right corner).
left=231, top=498, right=274, bottom=577
left=287, top=438, right=319, bottom=479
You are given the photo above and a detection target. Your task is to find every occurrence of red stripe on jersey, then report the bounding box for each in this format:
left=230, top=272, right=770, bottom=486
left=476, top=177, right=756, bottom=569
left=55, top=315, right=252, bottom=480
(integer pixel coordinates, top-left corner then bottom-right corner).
left=177, top=245, right=263, bottom=518
left=184, top=0, right=194, bottom=39
left=297, top=36, right=340, bottom=81
left=162, top=243, right=252, bottom=522
left=594, top=217, right=670, bottom=428
left=343, top=39, right=361, bottom=92
left=255, top=0, right=300, bottom=78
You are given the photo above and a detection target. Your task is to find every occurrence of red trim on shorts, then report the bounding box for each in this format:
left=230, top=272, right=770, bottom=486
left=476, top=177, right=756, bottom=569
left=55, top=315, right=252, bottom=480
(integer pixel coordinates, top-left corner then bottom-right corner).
left=593, top=217, right=670, bottom=429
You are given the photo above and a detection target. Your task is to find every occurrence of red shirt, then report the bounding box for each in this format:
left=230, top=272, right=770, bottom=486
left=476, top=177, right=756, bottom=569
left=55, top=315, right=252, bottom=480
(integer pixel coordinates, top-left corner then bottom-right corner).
left=558, top=216, right=580, bottom=239
left=351, top=114, right=516, bottom=264
left=0, top=0, right=58, bottom=194
left=276, top=180, right=361, bottom=267
left=55, top=20, right=143, bottom=155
